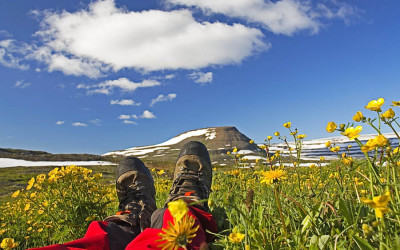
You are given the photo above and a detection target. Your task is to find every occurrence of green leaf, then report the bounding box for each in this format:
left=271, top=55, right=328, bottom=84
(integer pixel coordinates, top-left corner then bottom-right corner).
left=339, top=198, right=353, bottom=224
left=352, top=235, right=374, bottom=250
left=318, top=235, right=330, bottom=250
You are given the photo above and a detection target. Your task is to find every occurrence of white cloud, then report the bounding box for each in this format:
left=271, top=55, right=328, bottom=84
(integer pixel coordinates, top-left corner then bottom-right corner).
left=188, top=72, right=213, bottom=84
left=72, top=122, right=88, bottom=127
left=56, top=121, right=65, bottom=125
left=31, top=0, right=266, bottom=76
left=150, top=93, right=177, bottom=106
left=131, top=114, right=139, bottom=119
left=111, top=99, right=141, bottom=106
left=166, top=0, right=357, bottom=35
left=46, top=53, right=104, bottom=78
left=78, top=77, right=161, bottom=95
left=118, top=114, right=131, bottom=120
left=123, top=120, right=137, bottom=125
left=90, top=118, right=102, bottom=125
left=140, top=110, right=156, bottom=119
left=165, top=74, right=176, bottom=79
left=14, top=80, right=31, bottom=89
left=0, top=39, right=30, bottom=70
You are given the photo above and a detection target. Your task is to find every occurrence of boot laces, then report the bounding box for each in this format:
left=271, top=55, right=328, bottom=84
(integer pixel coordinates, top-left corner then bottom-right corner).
left=169, top=172, right=211, bottom=202
left=119, top=183, right=147, bottom=212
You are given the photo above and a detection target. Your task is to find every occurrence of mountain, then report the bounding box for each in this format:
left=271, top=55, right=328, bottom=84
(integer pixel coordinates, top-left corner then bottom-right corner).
left=103, top=127, right=400, bottom=168
left=103, top=126, right=260, bottom=167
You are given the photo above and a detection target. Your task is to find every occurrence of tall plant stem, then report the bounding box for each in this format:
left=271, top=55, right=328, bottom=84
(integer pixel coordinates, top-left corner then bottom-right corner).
left=274, top=184, right=288, bottom=237
left=355, top=138, right=381, bottom=185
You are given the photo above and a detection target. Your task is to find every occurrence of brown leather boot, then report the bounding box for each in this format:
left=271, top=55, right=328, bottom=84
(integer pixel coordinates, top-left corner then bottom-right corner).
left=165, top=141, right=212, bottom=211
left=105, top=157, right=156, bottom=232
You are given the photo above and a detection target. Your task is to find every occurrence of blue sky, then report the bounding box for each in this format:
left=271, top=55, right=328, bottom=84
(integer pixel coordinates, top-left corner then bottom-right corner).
left=1, top=0, right=399, bottom=154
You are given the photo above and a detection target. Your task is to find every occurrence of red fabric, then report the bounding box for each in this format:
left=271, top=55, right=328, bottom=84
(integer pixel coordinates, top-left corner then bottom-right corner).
left=29, top=221, right=110, bottom=250
left=126, top=206, right=217, bottom=250
left=30, top=206, right=217, bottom=250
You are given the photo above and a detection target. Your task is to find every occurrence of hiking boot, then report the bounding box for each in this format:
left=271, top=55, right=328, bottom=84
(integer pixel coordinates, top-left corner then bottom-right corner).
left=105, top=157, right=156, bottom=231
left=165, top=141, right=212, bottom=210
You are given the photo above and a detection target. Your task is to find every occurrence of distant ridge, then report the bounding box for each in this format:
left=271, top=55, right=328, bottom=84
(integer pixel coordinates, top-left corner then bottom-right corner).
left=104, top=128, right=400, bottom=167
left=103, top=126, right=260, bottom=167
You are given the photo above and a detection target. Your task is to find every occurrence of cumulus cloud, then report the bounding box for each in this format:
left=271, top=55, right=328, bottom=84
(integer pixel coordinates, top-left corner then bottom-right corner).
left=0, top=39, right=30, bottom=70
left=56, top=121, right=65, bottom=125
left=118, top=114, right=131, bottom=120
left=188, top=72, right=213, bottom=84
left=111, top=99, right=141, bottom=106
left=165, top=0, right=357, bottom=35
left=72, top=122, right=88, bottom=127
left=77, top=78, right=160, bottom=95
left=123, top=120, right=137, bottom=125
left=30, top=0, right=266, bottom=76
left=14, top=80, right=31, bottom=89
left=150, top=93, right=177, bottom=106
left=90, top=118, right=102, bottom=125
left=140, top=110, right=156, bottom=119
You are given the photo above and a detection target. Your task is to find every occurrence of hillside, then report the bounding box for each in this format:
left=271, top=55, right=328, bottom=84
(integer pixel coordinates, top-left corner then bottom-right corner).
left=103, top=126, right=261, bottom=168
left=0, top=148, right=116, bottom=162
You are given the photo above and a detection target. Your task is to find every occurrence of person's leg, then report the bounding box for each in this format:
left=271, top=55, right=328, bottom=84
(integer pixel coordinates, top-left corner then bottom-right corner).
left=29, top=157, right=157, bottom=250
left=126, top=141, right=217, bottom=250
left=103, top=156, right=157, bottom=248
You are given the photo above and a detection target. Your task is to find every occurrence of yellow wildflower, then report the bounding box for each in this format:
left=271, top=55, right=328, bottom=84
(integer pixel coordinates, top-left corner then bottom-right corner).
left=297, top=134, right=307, bottom=139
left=231, top=170, right=240, bottom=176
left=249, top=139, right=254, bottom=144
left=167, top=199, right=189, bottom=222
left=362, top=224, right=373, bottom=236
left=228, top=232, right=245, bottom=243
left=365, top=98, right=384, bottom=111
left=342, top=157, right=353, bottom=165
left=353, top=111, right=364, bottom=122
left=226, top=151, right=231, bottom=155
left=283, top=122, right=291, bottom=128
left=36, top=174, right=46, bottom=183
left=259, top=170, right=287, bottom=184
left=325, top=141, right=331, bottom=147
left=326, top=122, right=337, bottom=133
left=341, top=126, right=362, bottom=140
left=24, top=203, right=30, bottom=211
left=157, top=170, right=165, bottom=175
left=233, top=147, right=238, bottom=153
left=393, top=147, right=399, bottom=154
left=1, top=238, right=19, bottom=249
left=157, top=213, right=199, bottom=250
left=42, top=200, right=49, bottom=207
left=374, top=135, right=389, bottom=147
left=361, top=191, right=391, bottom=218
left=274, top=131, right=280, bottom=137
left=258, top=145, right=266, bottom=150
left=267, top=136, right=273, bottom=140
left=381, top=108, right=395, bottom=119
left=11, top=190, right=20, bottom=198
left=320, top=156, right=325, bottom=161
left=27, top=177, right=35, bottom=190
left=330, top=146, right=340, bottom=153
left=361, top=138, right=376, bottom=152
left=391, top=101, right=400, bottom=106
left=38, top=210, right=44, bottom=215
left=397, top=161, right=400, bottom=167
